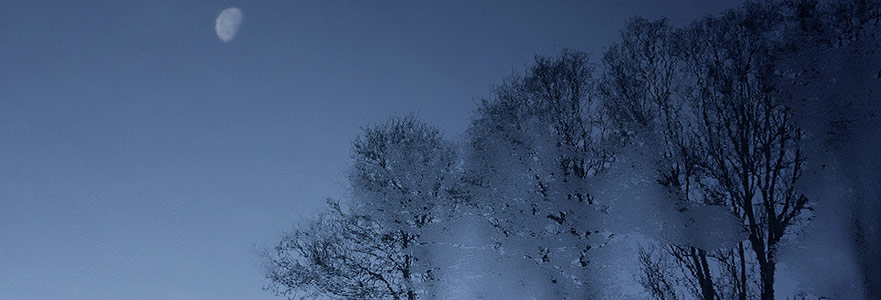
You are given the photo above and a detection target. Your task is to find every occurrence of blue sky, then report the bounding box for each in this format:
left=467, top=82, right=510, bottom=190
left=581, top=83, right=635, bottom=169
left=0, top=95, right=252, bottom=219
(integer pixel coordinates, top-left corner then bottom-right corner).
left=0, top=1, right=742, bottom=299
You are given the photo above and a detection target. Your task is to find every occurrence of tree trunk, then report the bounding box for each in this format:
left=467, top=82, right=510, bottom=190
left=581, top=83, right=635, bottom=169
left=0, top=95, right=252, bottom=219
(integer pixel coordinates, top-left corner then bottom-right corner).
left=759, top=260, right=775, bottom=300
left=698, top=250, right=716, bottom=300
left=688, top=247, right=716, bottom=300
left=738, top=242, right=747, bottom=300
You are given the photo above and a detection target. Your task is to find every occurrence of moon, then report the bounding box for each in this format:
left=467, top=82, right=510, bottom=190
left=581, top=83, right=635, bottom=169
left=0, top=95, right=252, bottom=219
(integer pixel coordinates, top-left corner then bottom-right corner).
left=215, top=8, right=243, bottom=42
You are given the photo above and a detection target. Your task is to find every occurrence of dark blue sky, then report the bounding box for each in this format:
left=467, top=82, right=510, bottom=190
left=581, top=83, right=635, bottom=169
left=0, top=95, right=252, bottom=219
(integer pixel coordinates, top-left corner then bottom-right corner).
left=0, top=1, right=742, bottom=299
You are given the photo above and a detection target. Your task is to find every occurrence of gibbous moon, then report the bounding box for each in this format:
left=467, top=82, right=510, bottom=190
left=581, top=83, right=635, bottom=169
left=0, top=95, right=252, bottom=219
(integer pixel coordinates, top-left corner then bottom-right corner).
left=215, top=8, right=243, bottom=42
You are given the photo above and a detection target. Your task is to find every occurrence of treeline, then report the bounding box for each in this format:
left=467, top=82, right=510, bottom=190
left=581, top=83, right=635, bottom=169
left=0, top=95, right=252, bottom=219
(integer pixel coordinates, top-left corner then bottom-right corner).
left=262, top=1, right=881, bottom=299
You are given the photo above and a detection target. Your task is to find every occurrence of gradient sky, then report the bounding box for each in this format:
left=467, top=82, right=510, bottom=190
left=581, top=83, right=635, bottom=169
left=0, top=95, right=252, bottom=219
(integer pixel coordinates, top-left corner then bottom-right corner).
left=0, top=1, right=743, bottom=299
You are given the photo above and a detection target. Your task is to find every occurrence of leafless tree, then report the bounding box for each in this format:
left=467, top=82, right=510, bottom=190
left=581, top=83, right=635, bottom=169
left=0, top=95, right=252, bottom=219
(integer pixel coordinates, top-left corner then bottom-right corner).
left=349, top=116, right=458, bottom=300
left=604, top=3, right=811, bottom=299
left=263, top=200, right=414, bottom=300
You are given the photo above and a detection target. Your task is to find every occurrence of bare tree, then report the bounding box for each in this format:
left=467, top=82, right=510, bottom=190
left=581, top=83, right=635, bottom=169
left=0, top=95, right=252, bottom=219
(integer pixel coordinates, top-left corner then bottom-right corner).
left=604, top=4, right=811, bottom=300
left=601, top=17, right=738, bottom=300
left=681, top=5, right=809, bottom=300
left=264, top=116, right=457, bottom=300
left=349, top=116, right=458, bottom=300
left=464, top=49, right=621, bottom=297
left=263, top=200, right=412, bottom=300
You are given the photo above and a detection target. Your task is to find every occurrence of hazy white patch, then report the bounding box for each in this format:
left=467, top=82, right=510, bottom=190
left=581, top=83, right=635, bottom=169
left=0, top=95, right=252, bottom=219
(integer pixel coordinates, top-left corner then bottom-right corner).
left=215, top=8, right=243, bottom=42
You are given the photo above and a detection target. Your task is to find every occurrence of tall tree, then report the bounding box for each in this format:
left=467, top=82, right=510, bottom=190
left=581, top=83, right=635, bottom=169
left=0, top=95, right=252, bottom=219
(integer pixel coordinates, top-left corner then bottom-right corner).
left=349, top=116, right=458, bottom=300
left=603, top=3, right=812, bottom=299
left=465, top=49, right=618, bottom=297
left=602, top=16, right=745, bottom=300
left=264, top=116, right=457, bottom=300
left=682, top=5, right=809, bottom=300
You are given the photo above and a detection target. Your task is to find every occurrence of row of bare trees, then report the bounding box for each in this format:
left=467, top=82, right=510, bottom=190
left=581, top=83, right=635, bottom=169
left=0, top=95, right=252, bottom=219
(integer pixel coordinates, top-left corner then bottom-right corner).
left=261, top=1, right=880, bottom=299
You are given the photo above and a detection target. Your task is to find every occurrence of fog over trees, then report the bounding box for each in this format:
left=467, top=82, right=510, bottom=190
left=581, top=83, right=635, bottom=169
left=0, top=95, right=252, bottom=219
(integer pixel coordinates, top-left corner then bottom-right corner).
left=262, top=1, right=881, bottom=299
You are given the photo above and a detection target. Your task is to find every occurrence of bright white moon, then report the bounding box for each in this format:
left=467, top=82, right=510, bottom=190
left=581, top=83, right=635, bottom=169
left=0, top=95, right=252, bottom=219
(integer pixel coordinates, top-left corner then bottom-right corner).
left=215, top=8, right=243, bottom=42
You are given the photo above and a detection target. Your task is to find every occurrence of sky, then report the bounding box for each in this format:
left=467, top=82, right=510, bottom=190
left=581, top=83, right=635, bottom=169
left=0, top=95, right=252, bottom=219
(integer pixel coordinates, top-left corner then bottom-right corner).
left=0, top=1, right=743, bottom=299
